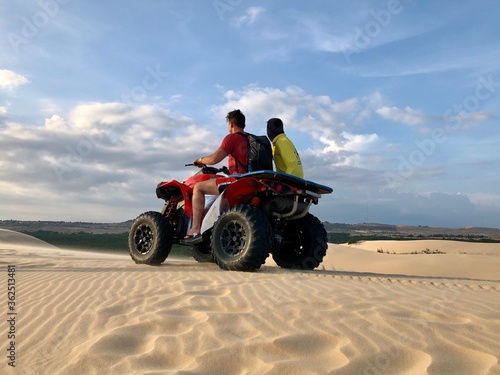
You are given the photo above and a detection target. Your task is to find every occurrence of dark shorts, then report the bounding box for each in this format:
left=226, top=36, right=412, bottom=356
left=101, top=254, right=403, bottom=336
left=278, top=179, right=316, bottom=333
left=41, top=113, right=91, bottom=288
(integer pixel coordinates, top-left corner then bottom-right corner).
left=216, top=177, right=236, bottom=194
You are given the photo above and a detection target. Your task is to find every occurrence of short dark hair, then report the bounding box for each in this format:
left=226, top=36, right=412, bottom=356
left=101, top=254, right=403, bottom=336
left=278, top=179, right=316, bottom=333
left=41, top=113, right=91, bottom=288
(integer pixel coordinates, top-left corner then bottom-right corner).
left=226, top=109, right=245, bottom=129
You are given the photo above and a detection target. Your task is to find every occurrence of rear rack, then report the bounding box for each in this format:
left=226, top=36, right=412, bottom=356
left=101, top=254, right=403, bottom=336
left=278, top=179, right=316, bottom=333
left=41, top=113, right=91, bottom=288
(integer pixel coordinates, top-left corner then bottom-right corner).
left=231, top=170, right=333, bottom=195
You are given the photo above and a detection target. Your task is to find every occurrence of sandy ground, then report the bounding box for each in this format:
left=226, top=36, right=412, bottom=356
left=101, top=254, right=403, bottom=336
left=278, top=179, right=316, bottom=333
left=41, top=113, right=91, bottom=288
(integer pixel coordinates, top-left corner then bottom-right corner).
left=1, top=229, right=499, bottom=375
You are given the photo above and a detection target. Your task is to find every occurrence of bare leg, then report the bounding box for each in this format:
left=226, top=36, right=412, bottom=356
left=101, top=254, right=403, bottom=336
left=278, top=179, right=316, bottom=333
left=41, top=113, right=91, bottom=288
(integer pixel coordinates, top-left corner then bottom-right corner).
left=186, top=179, right=219, bottom=236
left=187, top=183, right=206, bottom=236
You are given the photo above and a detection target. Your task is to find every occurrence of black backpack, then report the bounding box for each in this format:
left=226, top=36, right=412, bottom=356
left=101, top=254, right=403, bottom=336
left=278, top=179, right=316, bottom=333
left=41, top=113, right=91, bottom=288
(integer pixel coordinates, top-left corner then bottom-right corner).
left=234, top=132, right=273, bottom=173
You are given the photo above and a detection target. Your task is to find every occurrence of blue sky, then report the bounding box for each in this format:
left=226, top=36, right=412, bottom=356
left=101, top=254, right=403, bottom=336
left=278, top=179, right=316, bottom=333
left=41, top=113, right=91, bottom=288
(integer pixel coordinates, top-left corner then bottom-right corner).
left=1, top=0, right=499, bottom=228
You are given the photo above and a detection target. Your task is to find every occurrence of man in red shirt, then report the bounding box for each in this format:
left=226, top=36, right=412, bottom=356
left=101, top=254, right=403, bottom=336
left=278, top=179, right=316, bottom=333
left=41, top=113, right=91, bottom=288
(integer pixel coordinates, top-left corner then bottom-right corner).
left=182, top=109, right=248, bottom=243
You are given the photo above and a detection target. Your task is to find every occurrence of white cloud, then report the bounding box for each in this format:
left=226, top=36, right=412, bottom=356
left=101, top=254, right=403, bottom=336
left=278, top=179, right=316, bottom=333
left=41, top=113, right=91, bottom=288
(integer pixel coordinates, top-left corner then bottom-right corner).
left=468, top=193, right=500, bottom=208
left=297, top=17, right=353, bottom=54
left=377, top=104, right=496, bottom=132
left=231, top=7, right=265, bottom=27
left=210, top=86, right=392, bottom=173
left=376, top=105, right=427, bottom=125
left=320, top=132, right=375, bottom=154
left=0, top=70, right=29, bottom=90
left=44, top=114, right=67, bottom=131
left=1, top=86, right=498, bottom=226
left=0, top=102, right=214, bottom=210
left=0, top=100, right=236, bottom=221
left=344, top=132, right=379, bottom=152
left=318, top=131, right=381, bottom=168
left=2, top=88, right=391, bottom=221
left=443, top=111, right=496, bottom=130
left=213, top=85, right=385, bottom=147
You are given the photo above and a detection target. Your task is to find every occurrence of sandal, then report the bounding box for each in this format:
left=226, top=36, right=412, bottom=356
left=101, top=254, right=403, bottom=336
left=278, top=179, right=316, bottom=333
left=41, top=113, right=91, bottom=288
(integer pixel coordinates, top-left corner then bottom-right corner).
left=180, top=233, right=203, bottom=245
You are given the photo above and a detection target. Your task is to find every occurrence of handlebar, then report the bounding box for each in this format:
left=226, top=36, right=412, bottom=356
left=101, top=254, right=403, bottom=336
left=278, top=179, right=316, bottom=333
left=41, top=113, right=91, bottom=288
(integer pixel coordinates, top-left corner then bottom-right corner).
left=185, top=164, right=230, bottom=175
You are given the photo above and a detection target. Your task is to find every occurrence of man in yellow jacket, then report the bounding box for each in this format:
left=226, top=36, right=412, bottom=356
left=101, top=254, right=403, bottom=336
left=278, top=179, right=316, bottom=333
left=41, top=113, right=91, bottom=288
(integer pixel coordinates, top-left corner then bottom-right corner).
left=267, top=118, right=304, bottom=178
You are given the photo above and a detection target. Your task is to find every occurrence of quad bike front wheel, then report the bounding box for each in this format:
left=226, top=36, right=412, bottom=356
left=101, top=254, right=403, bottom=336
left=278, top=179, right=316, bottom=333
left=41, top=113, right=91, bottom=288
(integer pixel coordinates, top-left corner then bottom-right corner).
left=211, top=204, right=272, bottom=271
left=128, top=211, right=173, bottom=265
left=272, top=213, right=328, bottom=270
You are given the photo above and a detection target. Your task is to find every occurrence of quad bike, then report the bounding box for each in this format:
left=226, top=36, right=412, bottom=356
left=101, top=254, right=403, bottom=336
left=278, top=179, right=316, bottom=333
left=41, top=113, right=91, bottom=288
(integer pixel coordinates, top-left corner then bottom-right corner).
left=128, top=165, right=333, bottom=271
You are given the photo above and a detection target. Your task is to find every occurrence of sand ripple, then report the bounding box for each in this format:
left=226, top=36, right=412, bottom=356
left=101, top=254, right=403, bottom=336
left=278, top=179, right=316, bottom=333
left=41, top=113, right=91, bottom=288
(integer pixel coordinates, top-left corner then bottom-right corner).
left=1, top=240, right=499, bottom=374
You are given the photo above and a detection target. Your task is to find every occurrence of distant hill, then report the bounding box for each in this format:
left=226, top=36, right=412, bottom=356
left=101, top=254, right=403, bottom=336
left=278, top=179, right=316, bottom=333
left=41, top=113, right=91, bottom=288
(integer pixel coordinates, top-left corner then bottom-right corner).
left=323, top=222, right=500, bottom=242
left=1, top=220, right=499, bottom=245
left=0, top=220, right=132, bottom=234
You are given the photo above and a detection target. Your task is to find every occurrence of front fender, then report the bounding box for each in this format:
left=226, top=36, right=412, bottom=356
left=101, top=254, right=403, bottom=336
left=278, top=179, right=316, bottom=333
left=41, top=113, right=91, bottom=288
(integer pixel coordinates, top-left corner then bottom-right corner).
left=156, top=179, right=193, bottom=217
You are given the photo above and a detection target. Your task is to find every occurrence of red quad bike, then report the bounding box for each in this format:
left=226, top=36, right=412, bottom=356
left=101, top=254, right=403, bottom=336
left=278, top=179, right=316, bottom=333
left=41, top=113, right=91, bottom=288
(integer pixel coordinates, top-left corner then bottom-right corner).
left=128, top=165, right=333, bottom=271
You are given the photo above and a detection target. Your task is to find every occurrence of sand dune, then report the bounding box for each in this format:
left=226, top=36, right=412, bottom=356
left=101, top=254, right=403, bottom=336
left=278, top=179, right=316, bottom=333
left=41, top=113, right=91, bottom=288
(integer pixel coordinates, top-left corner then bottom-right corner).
left=326, top=240, right=500, bottom=282
left=1, top=229, right=499, bottom=374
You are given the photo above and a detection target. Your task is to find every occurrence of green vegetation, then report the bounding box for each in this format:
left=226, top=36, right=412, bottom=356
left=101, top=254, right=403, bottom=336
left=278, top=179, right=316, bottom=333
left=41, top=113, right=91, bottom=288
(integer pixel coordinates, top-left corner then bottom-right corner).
left=327, top=233, right=351, bottom=244
left=327, top=233, right=399, bottom=244
left=328, top=233, right=500, bottom=245
left=22, top=230, right=192, bottom=257
left=23, top=230, right=128, bottom=251
left=376, top=247, right=446, bottom=255
left=17, top=225, right=500, bottom=255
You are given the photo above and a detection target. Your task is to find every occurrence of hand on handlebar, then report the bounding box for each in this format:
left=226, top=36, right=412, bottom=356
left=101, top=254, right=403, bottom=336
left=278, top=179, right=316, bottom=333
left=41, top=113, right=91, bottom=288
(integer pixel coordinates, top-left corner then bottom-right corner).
left=193, top=158, right=204, bottom=167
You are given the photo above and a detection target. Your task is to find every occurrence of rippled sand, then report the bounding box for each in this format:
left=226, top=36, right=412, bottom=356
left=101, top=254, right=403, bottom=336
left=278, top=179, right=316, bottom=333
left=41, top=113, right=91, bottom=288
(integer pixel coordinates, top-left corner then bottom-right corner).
left=1, top=229, right=499, bottom=374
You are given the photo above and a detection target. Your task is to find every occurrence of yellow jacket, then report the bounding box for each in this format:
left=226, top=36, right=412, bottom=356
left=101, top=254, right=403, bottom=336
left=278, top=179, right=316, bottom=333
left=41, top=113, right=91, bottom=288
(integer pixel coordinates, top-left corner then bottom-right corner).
left=272, top=133, right=304, bottom=178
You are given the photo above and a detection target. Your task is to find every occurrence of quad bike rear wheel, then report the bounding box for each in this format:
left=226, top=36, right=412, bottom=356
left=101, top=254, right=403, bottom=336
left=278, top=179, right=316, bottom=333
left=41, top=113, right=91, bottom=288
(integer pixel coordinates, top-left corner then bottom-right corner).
left=272, top=213, right=327, bottom=270
left=128, top=211, right=173, bottom=265
left=211, top=204, right=272, bottom=271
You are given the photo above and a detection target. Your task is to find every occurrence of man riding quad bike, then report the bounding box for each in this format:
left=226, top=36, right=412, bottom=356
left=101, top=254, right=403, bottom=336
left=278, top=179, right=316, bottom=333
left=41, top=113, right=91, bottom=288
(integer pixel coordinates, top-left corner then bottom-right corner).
left=128, top=165, right=333, bottom=271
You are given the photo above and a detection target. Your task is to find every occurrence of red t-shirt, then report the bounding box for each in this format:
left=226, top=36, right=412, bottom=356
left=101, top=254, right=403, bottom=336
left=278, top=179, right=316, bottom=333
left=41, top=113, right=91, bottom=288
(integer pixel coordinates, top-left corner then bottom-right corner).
left=220, top=132, right=248, bottom=174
